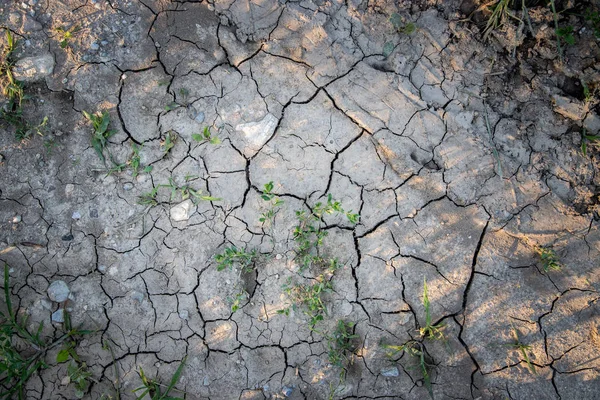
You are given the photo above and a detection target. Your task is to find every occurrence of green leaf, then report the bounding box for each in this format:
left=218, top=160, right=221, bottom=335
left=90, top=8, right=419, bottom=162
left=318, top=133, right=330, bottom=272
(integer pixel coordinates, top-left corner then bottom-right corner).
left=389, top=13, right=403, bottom=30
left=202, top=126, right=211, bottom=139
left=383, top=41, right=395, bottom=57
left=209, top=136, right=221, bottom=145
left=143, top=165, right=153, bottom=173
left=164, top=356, right=187, bottom=397
left=200, top=196, right=221, bottom=201
left=56, top=349, right=70, bottom=363
left=191, top=133, right=203, bottom=142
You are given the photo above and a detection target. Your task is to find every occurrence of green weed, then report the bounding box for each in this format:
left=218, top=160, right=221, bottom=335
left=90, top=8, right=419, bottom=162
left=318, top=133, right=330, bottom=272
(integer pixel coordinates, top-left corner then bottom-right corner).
left=585, top=8, right=600, bottom=38
left=192, top=126, right=220, bottom=145
left=504, top=326, right=536, bottom=374
left=228, top=289, right=248, bottom=313
left=83, top=110, right=116, bottom=164
left=0, top=264, right=95, bottom=399
left=580, top=128, right=600, bottom=156
left=133, top=356, right=187, bottom=400
left=389, top=13, right=416, bottom=35
left=483, top=0, right=513, bottom=40
left=138, top=177, right=220, bottom=206
left=419, top=279, right=445, bottom=341
left=259, top=181, right=284, bottom=226
left=327, top=320, right=359, bottom=369
left=382, top=341, right=434, bottom=399
left=537, top=246, right=561, bottom=272
left=278, top=274, right=333, bottom=329
left=293, top=194, right=358, bottom=272
left=215, top=246, right=257, bottom=272
left=55, top=25, right=81, bottom=49
left=161, top=131, right=177, bottom=155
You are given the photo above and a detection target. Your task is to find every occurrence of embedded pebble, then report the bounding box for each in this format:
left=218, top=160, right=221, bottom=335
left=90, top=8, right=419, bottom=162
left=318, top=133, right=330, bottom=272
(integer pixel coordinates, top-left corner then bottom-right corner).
left=130, top=291, right=144, bottom=303
left=89, top=209, right=98, bottom=218
left=90, top=42, right=100, bottom=51
left=179, top=310, right=189, bottom=320
left=12, top=215, right=21, bottom=223
left=282, top=386, right=294, bottom=397
left=123, top=182, right=134, bottom=191
left=170, top=200, right=194, bottom=222
left=61, top=233, right=74, bottom=241
left=51, top=309, right=64, bottom=323
left=47, top=280, right=70, bottom=302
left=72, top=211, right=81, bottom=220
left=98, top=265, right=107, bottom=273
left=381, top=366, right=400, bottom=377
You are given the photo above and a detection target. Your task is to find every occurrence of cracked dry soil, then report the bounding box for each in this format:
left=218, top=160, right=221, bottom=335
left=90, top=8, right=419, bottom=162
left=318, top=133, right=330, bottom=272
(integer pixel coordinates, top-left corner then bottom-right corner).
left=1, top=0, right=600, bottom=399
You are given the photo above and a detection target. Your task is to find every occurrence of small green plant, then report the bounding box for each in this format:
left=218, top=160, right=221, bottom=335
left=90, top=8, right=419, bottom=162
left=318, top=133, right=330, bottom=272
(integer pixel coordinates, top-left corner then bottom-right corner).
left=83, top=110, right=116, bottom=164
left=389, top=13, right=416, bottom=34
left=580, top=128, right=600, bottom=156
left=0, top=264, right=95, bottom=399
left=556, top=25, right=575, bottom=46
left=215, top=246, right=257, bottom=272
left=483, top=0, right=512, bottom=40
left=419, top=279, right=445, bottom=341
left=278, top=274, right=333, bottom=329
left=55, top=25, right=81, bottom=49
left=537, top=246, right=562, bottom=272
left=228, top=289, right=248, bottom=313
left=293, top=194, right=358, bottom=272
left=133, top=356, right=187, bottom=400
left=585, top=8, right=600, bottom=38
left=161, top=131, right=177, bottom=155
left=64, top=362, right=93, bottom=398
left=504, top=326, right=536, bottom=374
left=382, top=341, right=434, bottom=399
left=192, top=126, right=220, bottom=145
left=327, top=320, right=359, bottom=369
left=138, top=178, right=220, bottom=206
left=259, top=181, right=284, bottom=226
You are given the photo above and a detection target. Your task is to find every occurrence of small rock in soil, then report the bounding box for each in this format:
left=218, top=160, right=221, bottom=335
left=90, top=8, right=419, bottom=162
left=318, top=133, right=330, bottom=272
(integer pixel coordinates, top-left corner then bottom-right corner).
left=12, top=215, right=21, bottom=223
left=281, top=386, right=294, bottom=397
left=72, top=211, right=81, bottom=220
left=170, top=200, right=194, bottom=222
left=61, top=233, right=74, bottom=241
left=51, top=309, right=64, bottom=323
left=89, top=209, right=98, bottom=218
left=130, top=291, right=144, bottom=303
left=12, top=53, right=54, bottom=82
left=381, top=366, right=400, bottom=377
left=47, top=280, right=70, bottom=302
left=22, top=15, right=41, bottom=31
left=123, top=182, right=134, bottom=191
left=179, top=310, right=189, bottom=320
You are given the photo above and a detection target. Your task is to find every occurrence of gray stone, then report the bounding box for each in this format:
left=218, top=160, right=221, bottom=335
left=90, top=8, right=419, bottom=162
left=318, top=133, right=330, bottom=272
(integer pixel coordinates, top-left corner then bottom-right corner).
left=89, top=209, right=98, bottom=218
left=90, top=42, right=100, bottom=51
left=12, top=53, right=55, bottom=82
left=130, top=291, right=144, bottom=303
left=123, top=182, right=134, bottom=191
left=47, top=280, right=70, bottom=302
left=51, top=309, right=64, bottom=323
left=22, top=15, right=42, bottom=31
left=178, top=310, right=189, bottom=320
left=235, top=113, right=278, bottom=148
left=281, top=386, right=293, bottom=397
left=12, top=215, right=21, bottom=223
left=170, top=200, right=194, bottom=222
left=381, top=366, right=399, bottom=377
left=72, top=211, right=81, bottom=220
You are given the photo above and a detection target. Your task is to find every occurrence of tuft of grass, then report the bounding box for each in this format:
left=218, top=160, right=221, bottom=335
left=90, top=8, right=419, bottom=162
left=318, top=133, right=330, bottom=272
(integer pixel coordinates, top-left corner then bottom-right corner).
left=419, top=279, right=446, bottom=341
left=483, top=0, right=513, bottom=40
left=55, top=25, right=81, bottom=49
left=389, top=13, right=416, bottom=35
left=228, top=289, right=248, bottom=313
left=504, top=326, right=536, bottom=374
left=536, top=246, right=561, bottom=272
left=161, top=131, right=177, bottom=156
left=133, top=356, right=187, bottom=400
left=278, top=274, right=334, bottom=329
left=580, top=128, right=600, bottom=156
left=382, top=341, right=434, bottom=399
left=138, top=178, right=220, bottom=206
left=83, top=110, right=116, bottom=164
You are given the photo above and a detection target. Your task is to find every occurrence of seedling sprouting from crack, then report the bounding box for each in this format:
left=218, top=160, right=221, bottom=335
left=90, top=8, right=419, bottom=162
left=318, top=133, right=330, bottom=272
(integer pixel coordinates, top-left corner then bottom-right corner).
left=293, top=194, right=359, bottom=272
left=536, top=246, right=562, bottom=272
left=419, top=279, right=446, bottom=341
left=278, top=275, right=333, bottom=329
left=129, top=143, right=153, bottom=177
left=133, top=356, right=187, bottom=400
left=504, top=326, right=537, bottom=374
left=215, top=246, right=258, bottom=272
left=83, top=110, right=116, bottom=164
left=228, top=289, right=249, bottom=313
left=55, top=25, right=81, bottom=49
left=161, top=131, right=177, bottom=156
left=259, top=181, right=284, bottom=227
left=382, top=340, right=435, bottom=399
left=580, top=128, right=600, bottom=156
left=327, top=320, right=359, bottom=369
left=192, top=126, right=220, bottom=145
left=138, top=177, right=220, bottom=206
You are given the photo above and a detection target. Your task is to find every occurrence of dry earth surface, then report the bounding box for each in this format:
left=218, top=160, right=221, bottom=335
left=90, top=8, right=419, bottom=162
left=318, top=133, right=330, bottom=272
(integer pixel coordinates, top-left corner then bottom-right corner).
left=1, top=0, right=600, bottom=399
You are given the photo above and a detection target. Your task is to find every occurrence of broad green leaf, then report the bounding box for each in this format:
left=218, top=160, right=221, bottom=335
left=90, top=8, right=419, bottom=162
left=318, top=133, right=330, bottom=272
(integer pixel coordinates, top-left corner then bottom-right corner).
left=56, top=349, right=70, bottom=363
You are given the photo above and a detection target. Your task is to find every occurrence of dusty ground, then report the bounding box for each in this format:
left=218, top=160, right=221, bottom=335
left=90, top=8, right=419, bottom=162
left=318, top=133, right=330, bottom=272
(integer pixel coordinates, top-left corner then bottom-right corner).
left=1, top=0, right=600, bottom=399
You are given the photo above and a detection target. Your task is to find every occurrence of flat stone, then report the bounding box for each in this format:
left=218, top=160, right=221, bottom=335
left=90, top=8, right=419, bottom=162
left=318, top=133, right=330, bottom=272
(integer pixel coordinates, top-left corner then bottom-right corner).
left=51, top=309, right=64, bottom=323
left=47, top=280, right=70, bottom=302
left=381, top=366, right=400, bottom=377
left=552, top=95, right=586, bottom=121
left=235, top=113, right=278, bottom=148
left=170, top=199, right=194, bottom=222
left=12, top=53, right=55, bottom=82
left=22, top=15, right=42, bottom=31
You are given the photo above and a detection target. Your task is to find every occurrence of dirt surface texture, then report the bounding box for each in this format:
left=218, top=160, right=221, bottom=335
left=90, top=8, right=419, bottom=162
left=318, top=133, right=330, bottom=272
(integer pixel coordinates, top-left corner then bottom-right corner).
left=1, top=0, right=600, bottom=399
